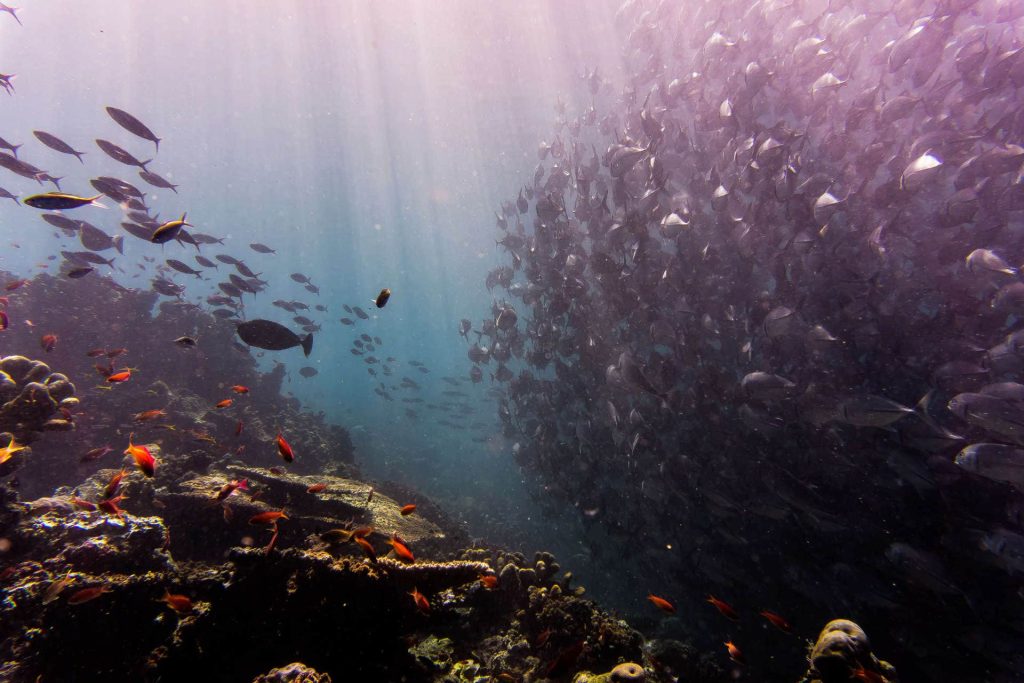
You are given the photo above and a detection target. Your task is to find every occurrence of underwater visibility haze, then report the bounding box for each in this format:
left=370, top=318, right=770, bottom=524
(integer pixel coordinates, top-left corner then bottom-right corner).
left=2, top=1, right=1024, bottom=681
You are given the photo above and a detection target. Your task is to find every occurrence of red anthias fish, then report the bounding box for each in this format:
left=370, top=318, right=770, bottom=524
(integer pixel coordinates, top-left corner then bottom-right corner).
left=275, top=432, right=294, bottom=462
left=107, top=369, right=131, bottom=383
left=647, top=594, right=676, bottom=613
left=759, top=609, right=792, bottom=633
left=387, top=533, right=415, bottom=563
left=409, top=587, right=429, bottom=613
left=40, top=333, right=57, bottom=352
left=125, top=433, right=156, bottom=477
left=707, top=594, right=739, bottom=620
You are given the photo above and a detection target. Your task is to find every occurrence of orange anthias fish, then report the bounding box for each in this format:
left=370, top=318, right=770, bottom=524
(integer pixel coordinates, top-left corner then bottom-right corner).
left=103, top=469, right=127, bottom=499
left=81, top=445, right=113, bottom=463
left=724, top=641, right=745, bottom=665
left=248, top=510, right=287, bottom=525
left=159, top=590, right=193, bottom=614
left=133, top=409, right=166, bottom=422
left=409, top=587, right=429, bottom=613
left=98, top=495, right=126, bottom=518
left=67, top=585, right=110, bottom=605
left=387, top=533, right=415, bottom=563
left=106, top=369, right=131, bottom=383
left=125, top=434, right=156, bottom=477
left=707, top=594, right=739, bottom=620
left=215, top=399, right=233, bottom=409
left=647, top=594, right=676, bottom=614
left=231, top=385, right=249, bottom=394
left=275, top=432, right=294, bottom=462
left=4, top=278, right=28, bottom=291
left=306, top=483, right=327, bottom=493
left=71, top=497, right=97, bottom=512
left=852, top=666, right=885, bottom=683
left=234, top=420, right=244, bottom=437
left=215, top=478, right=248, bottom=501
left=399, top=504, right=417, bottom=516
left=354, top=535, right=377, bottom=561
left=0, top=434, right=26, bottom=465
left=40, top=333, right=57, bottom=352
left=479, top=574, right=498, bottom=589
left=759, top=609, right=792, bottom=633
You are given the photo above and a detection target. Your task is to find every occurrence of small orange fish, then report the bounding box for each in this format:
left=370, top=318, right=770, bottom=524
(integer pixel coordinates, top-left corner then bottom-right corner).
left=67, top=585, right=110, bottom=605
left=125, top=433, right=156, bottom=477
left=98, top=495, right=126, bottom=518
left=103, top=469, right=127, bottom=499
left=275, top=432, right=294, bottom=462
left=71, top=497, right=97, bottom=512
left=0, top=434, right=25, bottom=465
left=387, top=533, right=415, bottom=563
left=306, top=483, right=328, bottom=493
left=249, top=509, right=288, bottom=525
left=647, top=594, right=676, bottom=613
left=0, top=310, right=7, bottom=331
left=216, top=478, right=248, bottom=501
left=133, top=409, right=166, bottom=422
left=479, top=574, right=498, bottom=589
left=409, top=587, right=429, bottom=612
left=354, top=535, right=377, bottom=560
left=234, top=420, right=244, bottom=437
left=107, top=370, right=131, bottom=383
left=231, top=385, right=249, bottom=394
left=399, top=504, right=417, bottom=516
left=264, top=526, right=280, bottom=554
left=352, top=526, right=374, bottom=538
left=707, top=595, right=739, bottom=621
left=80, top=445, right=112, bottom=463
left=215, top=399, right=232, bottom=409
left=159, top=590, right=193, bottom=614
left=4, top=279, right=28, bottom=291
left=851, top=666, right=885, bottom=683
left=759, top=609, right=792, bottom=633
left=40, top=333, right=57, bottom=352
left=724, top=641, right=745, bottom=665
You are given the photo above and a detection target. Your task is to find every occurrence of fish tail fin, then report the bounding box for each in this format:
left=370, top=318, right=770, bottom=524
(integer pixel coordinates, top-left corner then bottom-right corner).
left=301, top=333, right=313, bottom=357
left=10, top=143, right=20, bottom=158
left=75, top=151, right=86, bottom=164
left=154, top=138, right=161, bottom=154
left=140, top=159, right=152, bottom=171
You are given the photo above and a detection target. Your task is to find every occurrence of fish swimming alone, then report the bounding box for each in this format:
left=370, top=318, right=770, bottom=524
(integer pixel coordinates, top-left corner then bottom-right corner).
left=375, top=288, right=391, bottom=308
left=236, top=319, right=313, bottom=356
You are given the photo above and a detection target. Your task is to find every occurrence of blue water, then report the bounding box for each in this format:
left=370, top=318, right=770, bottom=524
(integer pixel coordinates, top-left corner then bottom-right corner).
left=0, top=1, right=627, bottom=580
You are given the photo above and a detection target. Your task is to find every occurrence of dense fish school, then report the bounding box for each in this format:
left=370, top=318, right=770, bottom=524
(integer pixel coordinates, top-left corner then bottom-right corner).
left=464, top=0, right=1024, bottom=680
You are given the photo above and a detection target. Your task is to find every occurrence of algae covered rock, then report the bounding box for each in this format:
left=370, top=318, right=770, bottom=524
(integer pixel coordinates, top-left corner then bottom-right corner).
left=252, top=662, right=332, bottom=682
left=574, top=661, right=647, bottom=682
left=800, top=619, right=898, bottom=683
left=0, top=356, right=76, bottom=442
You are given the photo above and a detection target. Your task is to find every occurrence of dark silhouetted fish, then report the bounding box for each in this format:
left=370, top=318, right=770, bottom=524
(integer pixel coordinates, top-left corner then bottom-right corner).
left=33, top=130, right=85, bottom=163
left=236, top=319, right=313, bottom=357
left=250, top=243, right=275, bottom=254
left=105, top=107, right=161, bottom=152
left=95, top=139, right=150, bottom=171
left=139, top=170, right=178, bottom=193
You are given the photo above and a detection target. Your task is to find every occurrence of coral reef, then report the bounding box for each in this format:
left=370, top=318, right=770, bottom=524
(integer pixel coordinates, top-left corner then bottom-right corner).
left=252, top=662, right=332, bottom=683
left=798, top=619, right=898, bottom=683
left=0, top=355, right=77, bottom=441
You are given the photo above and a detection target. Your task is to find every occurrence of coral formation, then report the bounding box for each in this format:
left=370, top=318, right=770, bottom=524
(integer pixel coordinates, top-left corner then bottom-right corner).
left=252, top=662, right=332, bottom=683
left=0, top=355, right=77, bottom=441
left=799, top=619, right=899, bottom=683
